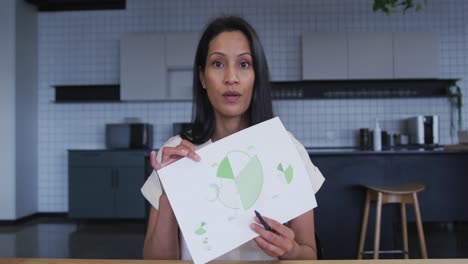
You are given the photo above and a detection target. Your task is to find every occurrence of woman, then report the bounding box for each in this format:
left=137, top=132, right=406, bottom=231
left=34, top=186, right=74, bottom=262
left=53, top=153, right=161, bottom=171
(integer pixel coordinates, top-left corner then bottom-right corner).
left=141, top=16, right=324, bottom=261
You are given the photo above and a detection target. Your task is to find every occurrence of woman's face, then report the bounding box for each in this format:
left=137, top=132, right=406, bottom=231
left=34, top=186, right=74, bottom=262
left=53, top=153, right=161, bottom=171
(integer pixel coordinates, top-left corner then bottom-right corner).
left=200, top=30, right=255, bottom=120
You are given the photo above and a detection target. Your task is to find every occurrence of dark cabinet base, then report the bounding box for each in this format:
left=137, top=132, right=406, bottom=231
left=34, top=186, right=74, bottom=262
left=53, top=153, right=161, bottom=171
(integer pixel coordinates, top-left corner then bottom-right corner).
left=68, top=150, right=149, bottom=219
left=311, top=152, right=468, bottom=259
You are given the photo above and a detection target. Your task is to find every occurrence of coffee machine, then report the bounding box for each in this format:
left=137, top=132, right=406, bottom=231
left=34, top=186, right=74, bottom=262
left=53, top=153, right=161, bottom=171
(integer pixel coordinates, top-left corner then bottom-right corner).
left=407, top=115, right=439, bottom=145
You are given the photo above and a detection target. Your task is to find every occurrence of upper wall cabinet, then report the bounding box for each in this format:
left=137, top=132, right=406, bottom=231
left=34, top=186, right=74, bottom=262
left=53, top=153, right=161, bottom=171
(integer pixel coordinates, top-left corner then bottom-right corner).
left=120, top=32, right=199, bottom=101
left=120, top=33, right=166, bottom=100
left=393, top=32, right=439, bottom=79
left=165, top=33, right=198, bottom=100
left=302, top=34, right=348, bottom=80
left=348, top=33, right=393, bottom=79
left=165, top=33, right=199, bottom=69
left=302, top=32, right=439, bottom=80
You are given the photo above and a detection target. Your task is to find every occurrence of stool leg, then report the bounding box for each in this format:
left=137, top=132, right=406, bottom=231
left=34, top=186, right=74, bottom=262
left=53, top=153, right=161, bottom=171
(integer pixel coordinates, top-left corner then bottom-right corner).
left=401, top=202, right=409, bottom=259
left=357, top=191, right=371, bottom=259
left=413, top=193, right=428, bottom=258
left=373, top=192, right=383, bottom=259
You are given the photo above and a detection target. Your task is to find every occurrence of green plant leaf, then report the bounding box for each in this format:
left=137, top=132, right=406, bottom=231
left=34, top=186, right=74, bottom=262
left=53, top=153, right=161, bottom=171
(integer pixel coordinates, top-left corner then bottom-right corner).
left=217, top=157, right=235, bottom=180
left=373, top=0, right=424, bottom=15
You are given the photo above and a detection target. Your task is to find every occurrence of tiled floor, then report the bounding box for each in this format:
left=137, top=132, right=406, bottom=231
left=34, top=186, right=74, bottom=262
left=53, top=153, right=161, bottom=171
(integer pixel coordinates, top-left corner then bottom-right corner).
left=0, top=215, right=466, bottom=259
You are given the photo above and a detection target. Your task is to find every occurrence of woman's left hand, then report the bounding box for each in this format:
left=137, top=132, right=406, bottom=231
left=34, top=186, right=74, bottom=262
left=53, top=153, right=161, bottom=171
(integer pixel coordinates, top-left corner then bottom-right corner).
left=250, top=215, right=298, bottom=259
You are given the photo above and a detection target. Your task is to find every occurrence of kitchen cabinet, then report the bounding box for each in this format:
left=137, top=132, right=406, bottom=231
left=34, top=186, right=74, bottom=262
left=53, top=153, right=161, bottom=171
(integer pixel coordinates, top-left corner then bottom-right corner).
left=393, top=32, right=439, bottom=79
left=68, top=150, right=148, bottom=219
left=302, top=32, right=439, bottom=80
left=348, top=33, right=393, bottom=79
left=165, top=33, right=198, bottom=69
left=120, top=32, right=198, bottom=101
left=120, top=33, right=166, bottom=100
left=168, top=69, right=193, bottom=100
left=165, top=33, right=198, bottom=100
left=312, top=150, right=468, bottom=259
left=302, top=33, right=348, bottom=80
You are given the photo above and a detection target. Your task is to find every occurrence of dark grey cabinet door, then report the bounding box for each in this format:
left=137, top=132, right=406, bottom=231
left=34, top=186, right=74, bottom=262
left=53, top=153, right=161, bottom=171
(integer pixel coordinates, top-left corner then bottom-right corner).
left=69, top=167, right=115, bottom=218
left=115, top=167, right=145, bottom=218
left=313, top=155, right=390, bottom=260
left=390, top=155, right=468, bottom=221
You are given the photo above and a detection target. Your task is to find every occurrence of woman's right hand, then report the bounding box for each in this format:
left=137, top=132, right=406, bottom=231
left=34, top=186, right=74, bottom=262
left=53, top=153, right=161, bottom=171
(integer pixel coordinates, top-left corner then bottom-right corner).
left=145, top=140, right=197, bottom=260
left=150, top=139, right=201, bottom=171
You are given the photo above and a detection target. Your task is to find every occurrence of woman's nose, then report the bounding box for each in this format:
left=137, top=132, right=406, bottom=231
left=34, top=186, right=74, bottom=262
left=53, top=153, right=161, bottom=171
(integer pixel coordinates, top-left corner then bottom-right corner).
left=223, top=65, right=239, bottom=85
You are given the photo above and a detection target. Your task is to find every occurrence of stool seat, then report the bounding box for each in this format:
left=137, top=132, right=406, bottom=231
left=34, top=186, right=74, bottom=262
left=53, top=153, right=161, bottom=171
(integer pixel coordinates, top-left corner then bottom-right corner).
left=357, top=183, right=428, bottom=259
left=365, top=184, right=425, bottom=195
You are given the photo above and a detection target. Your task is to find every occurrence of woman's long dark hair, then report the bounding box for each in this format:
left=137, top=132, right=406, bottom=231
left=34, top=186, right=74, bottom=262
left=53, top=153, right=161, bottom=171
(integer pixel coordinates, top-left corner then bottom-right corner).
left=182, top=16, right=274, bottom=144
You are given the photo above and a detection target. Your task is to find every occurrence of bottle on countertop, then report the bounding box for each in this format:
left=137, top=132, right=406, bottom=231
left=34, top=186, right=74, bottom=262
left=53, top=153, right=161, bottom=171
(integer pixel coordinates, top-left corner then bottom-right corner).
left=373, top=119, right=382, bottom=151
left=359, top=128, right=370, bottom=150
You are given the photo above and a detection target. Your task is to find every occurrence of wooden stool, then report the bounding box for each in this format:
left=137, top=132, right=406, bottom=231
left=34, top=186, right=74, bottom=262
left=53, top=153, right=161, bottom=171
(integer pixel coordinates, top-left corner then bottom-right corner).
left=357, top=184, right=428, bottom=259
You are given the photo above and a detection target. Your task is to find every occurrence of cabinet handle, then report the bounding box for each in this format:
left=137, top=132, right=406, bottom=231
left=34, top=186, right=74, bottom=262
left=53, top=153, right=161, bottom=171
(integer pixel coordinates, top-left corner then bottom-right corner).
left=115, top=169, right=119, bottom=188
left=115, top=171, right=119, bottom=188
left=110, top=172, right=114, bottom=188
left=111, top=169, right=117, bottom=189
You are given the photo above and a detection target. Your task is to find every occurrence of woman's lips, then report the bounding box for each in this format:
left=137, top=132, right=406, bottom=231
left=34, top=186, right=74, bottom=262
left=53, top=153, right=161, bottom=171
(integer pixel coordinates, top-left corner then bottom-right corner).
left=223, top=92, right=241, bottom=103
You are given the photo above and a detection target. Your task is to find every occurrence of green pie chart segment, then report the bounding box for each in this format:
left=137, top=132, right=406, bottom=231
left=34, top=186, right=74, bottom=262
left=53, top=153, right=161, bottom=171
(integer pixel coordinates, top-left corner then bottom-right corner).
left=234, top=155, right=263, bottom=210
left=284, top=165, right=293, bottom=184
left=217, top=157, right=235, bottom=180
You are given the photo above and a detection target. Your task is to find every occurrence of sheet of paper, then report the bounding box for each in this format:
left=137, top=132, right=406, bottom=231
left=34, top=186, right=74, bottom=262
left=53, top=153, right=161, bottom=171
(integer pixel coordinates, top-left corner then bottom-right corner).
left=157, top=117, right=317, bottom=264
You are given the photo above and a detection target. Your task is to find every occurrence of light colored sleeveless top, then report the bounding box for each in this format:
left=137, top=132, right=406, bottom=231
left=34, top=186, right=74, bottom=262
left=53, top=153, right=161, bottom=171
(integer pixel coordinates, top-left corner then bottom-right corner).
left=141, top=133, right=325, bottom=261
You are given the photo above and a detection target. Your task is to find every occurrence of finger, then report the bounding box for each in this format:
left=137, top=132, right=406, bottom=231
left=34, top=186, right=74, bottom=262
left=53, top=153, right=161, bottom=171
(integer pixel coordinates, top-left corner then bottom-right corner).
left=258, top=216, right=295, bottom=240
left=253, top=236, right=286, bottom=257
left=250, top=222, right=286, bottom=248
left=150, top=151, right=162, bottom=170
left=161, top=146, right=200, bottom=164
left=179, top=140, right=201, bottom=161
left=180, top=139, right=196, bottom=151
left=186, top=149, right=201, bottom=161
left=253, top=236, right=278, bottom=257
left=174, top=144, right=200, bottom=161
left=160, top=158, right=178, bottom=168
left=162, top=147, right=189, bottom=161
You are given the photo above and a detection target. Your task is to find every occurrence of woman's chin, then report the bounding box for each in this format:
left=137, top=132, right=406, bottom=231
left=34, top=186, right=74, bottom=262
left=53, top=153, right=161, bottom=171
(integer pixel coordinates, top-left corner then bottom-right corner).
left=217, top=108, right=249, bottom=119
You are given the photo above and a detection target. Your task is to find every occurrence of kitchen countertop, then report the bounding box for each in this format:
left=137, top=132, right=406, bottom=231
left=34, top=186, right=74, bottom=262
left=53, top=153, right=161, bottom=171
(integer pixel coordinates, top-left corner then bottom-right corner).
left=67, top=147, right=468, bottom=155
left=306, top=146, right=468, bottom=155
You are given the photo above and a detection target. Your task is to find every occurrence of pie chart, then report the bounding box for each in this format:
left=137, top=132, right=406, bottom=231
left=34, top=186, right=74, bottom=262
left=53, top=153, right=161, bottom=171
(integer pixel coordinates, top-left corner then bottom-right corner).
left=215, top=151, right=263, bottom=210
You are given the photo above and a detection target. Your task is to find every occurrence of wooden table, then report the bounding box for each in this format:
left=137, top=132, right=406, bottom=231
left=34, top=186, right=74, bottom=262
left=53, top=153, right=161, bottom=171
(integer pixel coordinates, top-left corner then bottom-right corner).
left=0, top=259, right=467, bottom=264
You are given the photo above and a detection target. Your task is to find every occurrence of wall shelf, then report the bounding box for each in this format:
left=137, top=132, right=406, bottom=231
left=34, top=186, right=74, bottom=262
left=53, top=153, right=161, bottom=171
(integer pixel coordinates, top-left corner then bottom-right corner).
left=26, top=0, right=126, bottom=12
left=54, top=84, right=119, bottom=102
left=271, top=79, right=459, bottom=99
left=53, top=79, right=460, bottom=103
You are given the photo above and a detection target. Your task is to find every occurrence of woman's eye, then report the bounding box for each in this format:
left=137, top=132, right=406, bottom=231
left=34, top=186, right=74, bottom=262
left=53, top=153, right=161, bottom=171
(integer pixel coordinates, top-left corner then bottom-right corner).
left=212, top=61, right=223, bottom=68
left=240, top=61, right=250, bottom=69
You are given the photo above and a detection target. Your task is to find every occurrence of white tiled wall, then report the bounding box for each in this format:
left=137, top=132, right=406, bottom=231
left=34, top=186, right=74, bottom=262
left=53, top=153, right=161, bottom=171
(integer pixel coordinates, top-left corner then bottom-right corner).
left=38, top=0, right=468, bottom=212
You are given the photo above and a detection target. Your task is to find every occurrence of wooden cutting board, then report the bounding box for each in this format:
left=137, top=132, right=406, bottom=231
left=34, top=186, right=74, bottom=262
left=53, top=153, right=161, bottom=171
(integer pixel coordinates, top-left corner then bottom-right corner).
left=443, top=144, right=468, bottom=151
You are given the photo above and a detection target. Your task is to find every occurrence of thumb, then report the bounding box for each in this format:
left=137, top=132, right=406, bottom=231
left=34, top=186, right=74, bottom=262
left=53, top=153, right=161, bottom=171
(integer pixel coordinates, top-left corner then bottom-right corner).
left=150, top=151, right=162, bottom=170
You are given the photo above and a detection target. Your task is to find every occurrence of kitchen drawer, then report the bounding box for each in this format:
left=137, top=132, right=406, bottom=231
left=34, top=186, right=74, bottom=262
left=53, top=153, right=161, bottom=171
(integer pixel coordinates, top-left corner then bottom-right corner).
left=68, top=150, right=148, bottom=167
